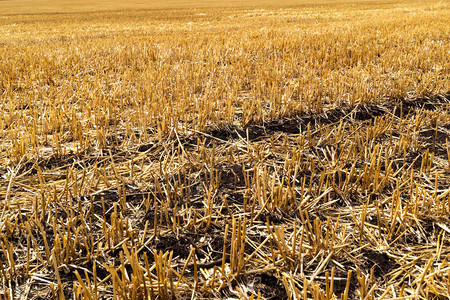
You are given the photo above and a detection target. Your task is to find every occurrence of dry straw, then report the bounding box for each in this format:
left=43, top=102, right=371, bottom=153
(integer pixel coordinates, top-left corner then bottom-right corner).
left=0, top=0, right=449, bottom=299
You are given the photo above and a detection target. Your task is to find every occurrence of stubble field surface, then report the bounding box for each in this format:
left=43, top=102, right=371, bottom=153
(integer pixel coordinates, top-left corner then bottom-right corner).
left=0, top=0, right=449, bottom=299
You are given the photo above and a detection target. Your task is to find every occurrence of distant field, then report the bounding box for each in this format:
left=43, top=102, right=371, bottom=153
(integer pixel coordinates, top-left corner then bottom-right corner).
left=0, top=0, right=449, bottom=299
left=0, top=0, right=430, bottom=14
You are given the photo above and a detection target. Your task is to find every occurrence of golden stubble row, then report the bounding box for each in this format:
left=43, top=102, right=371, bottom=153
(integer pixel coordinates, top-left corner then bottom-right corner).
left=0, top=1, right=448, bottom=164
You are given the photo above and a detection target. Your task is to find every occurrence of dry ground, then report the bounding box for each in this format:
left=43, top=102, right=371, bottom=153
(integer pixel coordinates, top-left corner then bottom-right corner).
left=0, top=0, right=449, bottom=299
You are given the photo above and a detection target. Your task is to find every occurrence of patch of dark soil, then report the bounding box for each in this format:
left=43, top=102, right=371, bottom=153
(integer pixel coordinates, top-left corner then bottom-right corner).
left=86, top=261, right=109, bottom=280
left=419, top=128, right=449, bottom=157
left=296, top=169, right=313, bottom=184
left=404, top=231, right=424, bottom=245
left=403, top=151, right=424, bottom=169
left=352, top=105, right=385, bottom=121
left=225, top=192, right=244, bottom=206
left=400, top=94, right=449, bottom=112
left=59, top=261, right=109, bottom=285
left=142, top=208, right=169, bottom=227
left=63, top=286, right=75, bottom=299
left=154, top=234, right=195, bottom=258
left=105, top=133, right=125, bottom=146
left=366, top=214, right=380, bottom=227
left=431, top=147, right=449, bottom=160
left=179, top=94, right=449, bottom=149
left=243, top=126, right=269, bottom=141
left=421, top=218, right=437, bottom=238
left=419, top=128, right=449, bottom=142
left=192, top=126, right=269, bottom=145
left=125, top=192, right=153, bottom=207
left=81, top=156, right=112, bottom=168
left=257, top=209, right=287, bottom=225
left=140, top=231, right=228, bottom=269
left=41, top=155, right=80, bottom=170
left=261, top=103, right=383, bottom=135
left=17, top=151, right=124, bottom=176
left=80, top=189, right=118, bottom=219
left=209, top=128, right=240, bottom=141
left=114, top=263, right=134, bottom=281
left=361, top=249, right=399, bottom=278
left=18, top=154, right=74, bottom=175
left=251, top=273, right=288, bottom=300
left=329, top=191, right=361, bottom=208
left=196, top=232, right=225, bottom=261
left=207, top=231, right=226, bottom=252
left=80, top=190, right=144, bottom=223
left=137, top=142, right=155, bottom=152
left=265, top=119, right=302, bottom=134
left=218, top=163, right=246, bottom=190
left=179, top=128, right=241, bottom=148
left=331, top=269, right=358, bottom=299
left=329, top=170, right=359, bottom=190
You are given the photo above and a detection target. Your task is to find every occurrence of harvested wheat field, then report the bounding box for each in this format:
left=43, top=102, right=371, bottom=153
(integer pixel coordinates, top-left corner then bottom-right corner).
left=0, top=0, right=449, bottom=299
